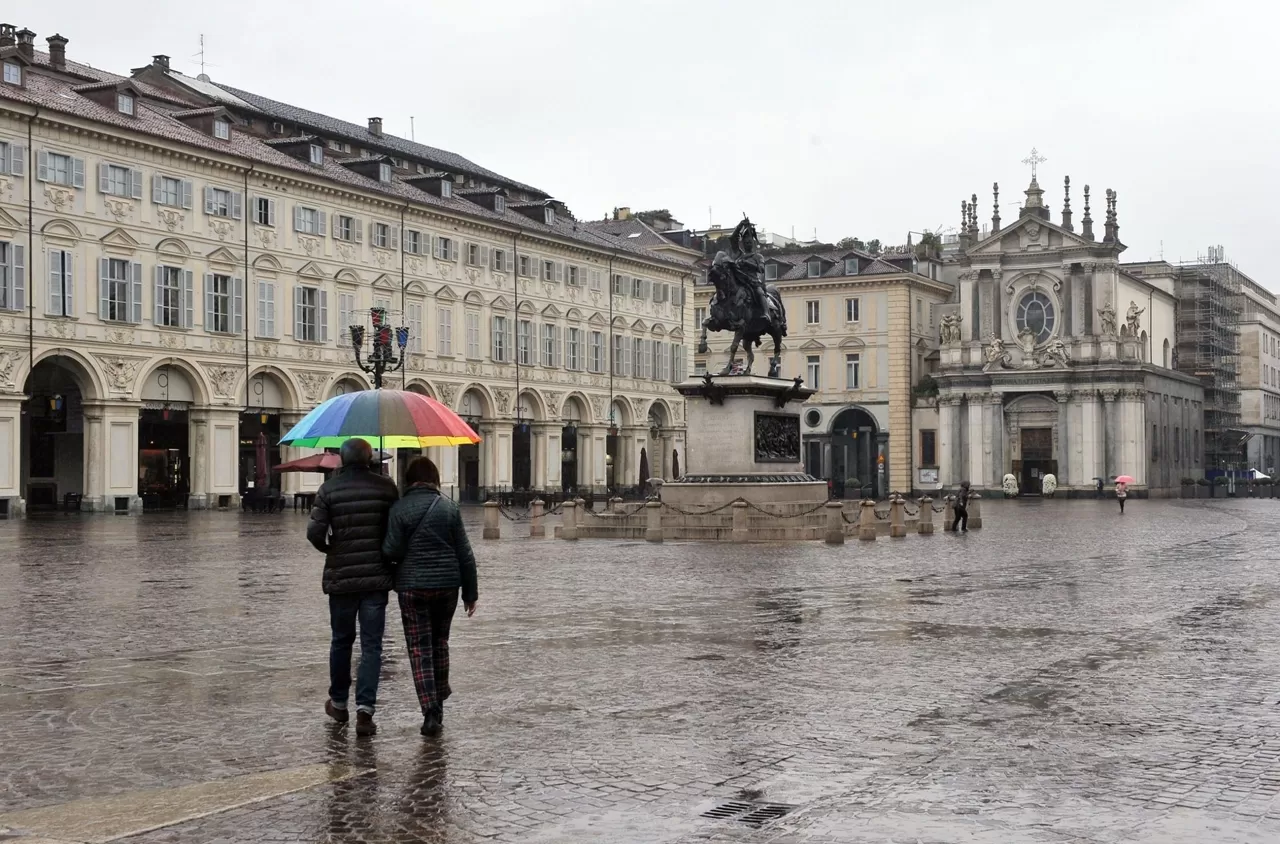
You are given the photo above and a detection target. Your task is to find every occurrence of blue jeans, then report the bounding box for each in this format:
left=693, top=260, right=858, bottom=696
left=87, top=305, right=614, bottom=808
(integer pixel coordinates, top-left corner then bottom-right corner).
left=328, top=591, right=388, bottom=715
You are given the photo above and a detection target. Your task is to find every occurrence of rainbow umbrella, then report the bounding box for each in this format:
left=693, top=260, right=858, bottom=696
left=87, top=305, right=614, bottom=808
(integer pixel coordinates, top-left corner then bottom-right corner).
left=280, top=389, right=481, bottom=449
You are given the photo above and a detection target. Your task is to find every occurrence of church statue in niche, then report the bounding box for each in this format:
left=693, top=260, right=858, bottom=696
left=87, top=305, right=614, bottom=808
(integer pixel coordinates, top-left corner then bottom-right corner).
left=1126, top=301, right=1145, bottom=335
left=1098, top=301, right=1118, bottom=335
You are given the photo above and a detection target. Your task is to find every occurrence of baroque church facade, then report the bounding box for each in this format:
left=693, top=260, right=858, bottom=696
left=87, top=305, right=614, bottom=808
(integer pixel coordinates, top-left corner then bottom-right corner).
left=935, top=173, right=1204, bottom=496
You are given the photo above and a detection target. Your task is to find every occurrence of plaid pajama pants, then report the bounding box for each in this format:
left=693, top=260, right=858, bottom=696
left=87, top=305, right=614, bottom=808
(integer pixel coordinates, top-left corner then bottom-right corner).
left=397, top=588, right=460, bottom=717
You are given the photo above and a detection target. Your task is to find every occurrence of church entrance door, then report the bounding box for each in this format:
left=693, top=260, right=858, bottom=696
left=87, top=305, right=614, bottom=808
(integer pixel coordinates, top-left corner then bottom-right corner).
left=1019, top=427, right=1056, bottom=494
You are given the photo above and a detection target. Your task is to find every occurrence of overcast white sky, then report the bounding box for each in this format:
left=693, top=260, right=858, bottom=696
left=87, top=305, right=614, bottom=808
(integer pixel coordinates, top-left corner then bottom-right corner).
left=19, top=0, right=1280, bottom=281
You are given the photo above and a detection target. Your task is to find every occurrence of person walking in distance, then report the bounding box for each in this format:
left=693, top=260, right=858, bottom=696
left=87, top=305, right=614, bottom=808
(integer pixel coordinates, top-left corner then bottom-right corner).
left=307, top=439, right=399, bottom=737
left=1116, top=481, right=1127, bottom=514
left=383, top=457, right=479, bottom=738
left=952, top=481, right=970, bottom=533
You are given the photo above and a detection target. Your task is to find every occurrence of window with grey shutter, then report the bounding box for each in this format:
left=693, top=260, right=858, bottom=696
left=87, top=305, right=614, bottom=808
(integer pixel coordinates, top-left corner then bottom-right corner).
left=232, top=277, right=244, bottom=334
left=0, top=142, right=24, bottom=177
left=48, top=248, right=72, bottom=317
left=181, top=180, right=193, bottom=209
left=129, top=261, right=143, bottom=324
left=0, top=242, right=23, bottom=312
left=230, top=191, right=242, bottom=220
left=182, top=270, right=194, bottom=328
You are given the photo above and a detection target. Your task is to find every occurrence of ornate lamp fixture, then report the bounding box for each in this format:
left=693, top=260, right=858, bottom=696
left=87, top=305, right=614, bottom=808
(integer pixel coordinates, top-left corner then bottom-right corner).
left=350, top=307, right=410, bottom=389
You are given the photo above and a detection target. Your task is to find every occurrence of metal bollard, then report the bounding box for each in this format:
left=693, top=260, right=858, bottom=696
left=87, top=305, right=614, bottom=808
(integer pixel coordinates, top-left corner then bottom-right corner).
left=483, top=500, right=500, bottom=540
left=561, top=499, right=578, bottom=540
left=824, top=500, right=844, bottom=545
left=645, top=500, right=663, bottom=543
left=918, top=496, right=934, bottom=535
left=942, top=495, right=955, bottom=532
left=732, top=500, right=749, bottom=543
left=859, top=499, right=877, bottom=541
left=529, top=498, right=545, bottom=538
left=968, top=492, right=983, bottom=529
left=889, top=494, right=906, bottom=538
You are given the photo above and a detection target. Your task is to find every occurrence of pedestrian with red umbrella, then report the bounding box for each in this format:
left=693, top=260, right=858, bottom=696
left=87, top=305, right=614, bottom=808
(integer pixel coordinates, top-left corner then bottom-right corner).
left=1114, top=475, right=1134, bottom=514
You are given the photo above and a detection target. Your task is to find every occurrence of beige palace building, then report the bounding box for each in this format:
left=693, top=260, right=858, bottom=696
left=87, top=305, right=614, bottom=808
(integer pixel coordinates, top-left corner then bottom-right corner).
left=693, top=245, right=951, bottom=497
left=0, top=26, right=696, bottom=514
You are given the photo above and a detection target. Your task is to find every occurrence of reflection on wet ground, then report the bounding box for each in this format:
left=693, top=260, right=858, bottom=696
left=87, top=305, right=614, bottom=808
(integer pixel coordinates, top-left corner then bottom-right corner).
left=1, top=498, right=1279, bottom=842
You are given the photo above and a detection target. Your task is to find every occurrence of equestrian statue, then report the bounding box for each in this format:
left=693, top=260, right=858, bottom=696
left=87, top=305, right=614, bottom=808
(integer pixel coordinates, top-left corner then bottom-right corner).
left=696, top=217, right=789, bottom=378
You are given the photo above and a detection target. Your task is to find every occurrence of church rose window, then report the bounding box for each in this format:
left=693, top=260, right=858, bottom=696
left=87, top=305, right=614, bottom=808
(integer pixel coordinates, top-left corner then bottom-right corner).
left=1016, top=290, right=1056, bottom=344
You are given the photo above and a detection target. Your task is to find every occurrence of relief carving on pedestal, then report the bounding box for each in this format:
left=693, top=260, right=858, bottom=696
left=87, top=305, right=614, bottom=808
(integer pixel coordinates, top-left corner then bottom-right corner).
left=754, top=413, right=801, bottom=463
left=105, top=328, right=135, bottom=346
left=299, top=236, right=321, bottom=256
left=437, top=382, right=458, bottom=408
left=158, top=331, right=186, bottom=350
left=629, top=396, right=648, bottom=420
left=210, top=338, right=238, bottom=355
left=495, top=389, right=512, bottom=415
left=590, top=395, right=608, bottom=422
left=336, top=242, right=355, bottom=263
left=255, top=227, right=277, bottom=248
left=543, top=391, right=564, bottom=416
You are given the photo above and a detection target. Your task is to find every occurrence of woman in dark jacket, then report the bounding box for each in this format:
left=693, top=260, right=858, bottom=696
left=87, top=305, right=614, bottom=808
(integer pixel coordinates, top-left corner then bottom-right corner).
left=382, top=457, right=479, bottom=737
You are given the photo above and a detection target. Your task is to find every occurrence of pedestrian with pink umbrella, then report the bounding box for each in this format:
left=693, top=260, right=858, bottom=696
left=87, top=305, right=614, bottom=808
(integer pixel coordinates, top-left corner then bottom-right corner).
left=1114, top=474, right=1134, bottom=514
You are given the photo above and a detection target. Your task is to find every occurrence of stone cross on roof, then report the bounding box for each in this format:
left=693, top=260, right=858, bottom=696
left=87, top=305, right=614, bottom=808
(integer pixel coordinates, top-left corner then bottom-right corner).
left=1021, top=147, right=1047, bottom=180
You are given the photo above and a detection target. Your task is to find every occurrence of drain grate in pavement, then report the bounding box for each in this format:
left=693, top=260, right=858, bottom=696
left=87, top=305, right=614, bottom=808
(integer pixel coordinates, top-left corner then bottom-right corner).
left=702, top=801, right=796, bottom=826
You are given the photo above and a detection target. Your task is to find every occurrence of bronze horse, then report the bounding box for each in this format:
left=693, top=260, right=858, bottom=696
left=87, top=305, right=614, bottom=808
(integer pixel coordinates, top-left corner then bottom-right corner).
left=696, top=219, right=788, bottom=377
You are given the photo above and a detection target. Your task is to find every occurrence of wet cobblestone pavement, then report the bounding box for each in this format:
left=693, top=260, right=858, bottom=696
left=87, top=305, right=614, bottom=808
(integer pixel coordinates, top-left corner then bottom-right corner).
left=2, top=499, right=1279, bottom=842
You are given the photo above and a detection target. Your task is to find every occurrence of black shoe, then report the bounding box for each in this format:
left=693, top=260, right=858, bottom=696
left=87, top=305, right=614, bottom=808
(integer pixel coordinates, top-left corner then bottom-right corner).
left=421, top=712, right=442, bottom=737
left=356, top=711, right=377, bottom=737
left=325, top=700, right=349, bottom=724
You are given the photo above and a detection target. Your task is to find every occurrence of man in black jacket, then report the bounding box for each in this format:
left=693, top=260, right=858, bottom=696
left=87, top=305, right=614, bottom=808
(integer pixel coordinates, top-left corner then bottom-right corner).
left=307, top=438, right=399, bottom=737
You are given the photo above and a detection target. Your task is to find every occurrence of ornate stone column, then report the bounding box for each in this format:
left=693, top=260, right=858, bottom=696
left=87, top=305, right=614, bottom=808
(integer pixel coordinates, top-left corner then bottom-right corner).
left=1055, top=390, right=1071, bottom=484
left=1122, top=388, right=1146, bottom=484
left=968, top=392, right=987, bottom=487
left=187, top=410, right=210, bottom=509
left=1060, top=263, right=1075, bottom=336
left=85, top=400, right=145, bottom=514
left=0, top=394, right=25, bottom=515
left=1101, top=389, right=1118, bottom=482
left=1080, top=261, right=1097, bottom=336
left=987, top=391, right=1005, bottom=486
left=938, top=395, right=959, bottom=488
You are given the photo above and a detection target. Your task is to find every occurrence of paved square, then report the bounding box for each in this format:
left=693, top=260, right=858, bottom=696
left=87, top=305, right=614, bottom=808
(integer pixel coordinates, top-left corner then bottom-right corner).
left=1, top=499, right=1279, bottom=842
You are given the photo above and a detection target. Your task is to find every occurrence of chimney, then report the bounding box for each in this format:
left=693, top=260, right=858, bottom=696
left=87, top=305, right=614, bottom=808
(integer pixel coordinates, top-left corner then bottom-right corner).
left=46, top=34, right=67, bottom=70
left=15, top=27, right=35, bottom=58
left=368, top=117, right=382, bottom=137
left=0, top=25, right=16, bottom=48
left=152, top=54, right=170, bottom=71
left=617, top=206, right=631, bottom=220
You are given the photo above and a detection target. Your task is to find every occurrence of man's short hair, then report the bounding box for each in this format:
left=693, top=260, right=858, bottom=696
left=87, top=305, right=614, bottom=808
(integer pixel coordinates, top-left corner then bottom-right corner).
left=340, top=438, right=373, bottom=467
left=405, top=456, right=441, bottom=487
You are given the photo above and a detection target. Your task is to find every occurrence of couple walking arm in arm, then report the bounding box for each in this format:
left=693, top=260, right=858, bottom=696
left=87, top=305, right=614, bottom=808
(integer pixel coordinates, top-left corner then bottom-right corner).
left=308, top=439, right=478, bottom=738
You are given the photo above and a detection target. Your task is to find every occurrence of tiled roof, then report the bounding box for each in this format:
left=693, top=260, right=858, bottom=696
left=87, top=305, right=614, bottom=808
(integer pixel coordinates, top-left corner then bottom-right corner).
left=23, top=48, right=200, bottom=107
left=584, top=218, right=672, bottom=250
left=456, top=187, right=505, bottom=196
left=262, top=135, right=319, bottom=146
left=0, top=66, right=688, bottom=271
left=170, top=106, right=228, bottom=119
left=764, top=249, right=912, bottom=282
left=209, top=81, right=545, bottom=196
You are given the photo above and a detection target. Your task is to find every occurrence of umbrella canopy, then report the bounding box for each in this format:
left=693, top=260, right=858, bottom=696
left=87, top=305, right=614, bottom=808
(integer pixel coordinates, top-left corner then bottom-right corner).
left=280, top=389, right=481, bottom=449
left=1114, top=475, right=1135, bottom=485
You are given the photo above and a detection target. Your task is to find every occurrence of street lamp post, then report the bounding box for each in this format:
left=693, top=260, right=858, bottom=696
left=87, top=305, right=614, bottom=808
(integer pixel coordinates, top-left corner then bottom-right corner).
left=349, top=307, right=410, bottom=390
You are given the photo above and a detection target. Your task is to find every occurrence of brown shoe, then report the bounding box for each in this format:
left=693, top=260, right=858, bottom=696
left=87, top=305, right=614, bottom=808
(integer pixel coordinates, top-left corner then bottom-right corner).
left=356, top=711, right=377, bottom=737
left=325, top=700, right=349, bottom=724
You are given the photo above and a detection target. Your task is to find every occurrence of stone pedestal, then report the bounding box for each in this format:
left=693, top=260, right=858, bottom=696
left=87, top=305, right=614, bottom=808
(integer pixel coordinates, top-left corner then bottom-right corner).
left=662, top=376, right=825, bottom=511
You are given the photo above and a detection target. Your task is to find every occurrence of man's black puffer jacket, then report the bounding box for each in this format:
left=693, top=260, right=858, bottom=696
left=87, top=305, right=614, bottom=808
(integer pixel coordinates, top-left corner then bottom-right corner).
left=306, top=466, right=399, bottom=594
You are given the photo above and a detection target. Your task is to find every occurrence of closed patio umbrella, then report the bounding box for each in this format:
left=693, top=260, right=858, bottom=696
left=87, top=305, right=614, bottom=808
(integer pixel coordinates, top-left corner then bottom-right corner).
left=638, top=447, right=650, bottom=489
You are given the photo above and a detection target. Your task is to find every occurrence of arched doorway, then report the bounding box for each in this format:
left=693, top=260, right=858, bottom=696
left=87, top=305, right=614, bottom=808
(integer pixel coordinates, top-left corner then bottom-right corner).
left=511, top=392, right=540, bottom=491
left=22, top=356, right=93, bottom=511
left=648, top=403, right=670, bottom=480
left=240, top=371, right=290, bottom=501
left=458, top=389, right=487, bottom=502
left=139, top=365, right=196, bottom=510
left=606, top=398, right=630, bottom=495
left=830, top=407, right=879, bottom=499
left=561, top=396, right=586, bottom=492
left=330, top=377, right=367, bottom=398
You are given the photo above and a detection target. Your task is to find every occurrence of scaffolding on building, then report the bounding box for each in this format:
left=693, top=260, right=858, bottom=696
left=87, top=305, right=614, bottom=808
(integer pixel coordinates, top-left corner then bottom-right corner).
left=1174, top=248, right=1245, bottom=471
